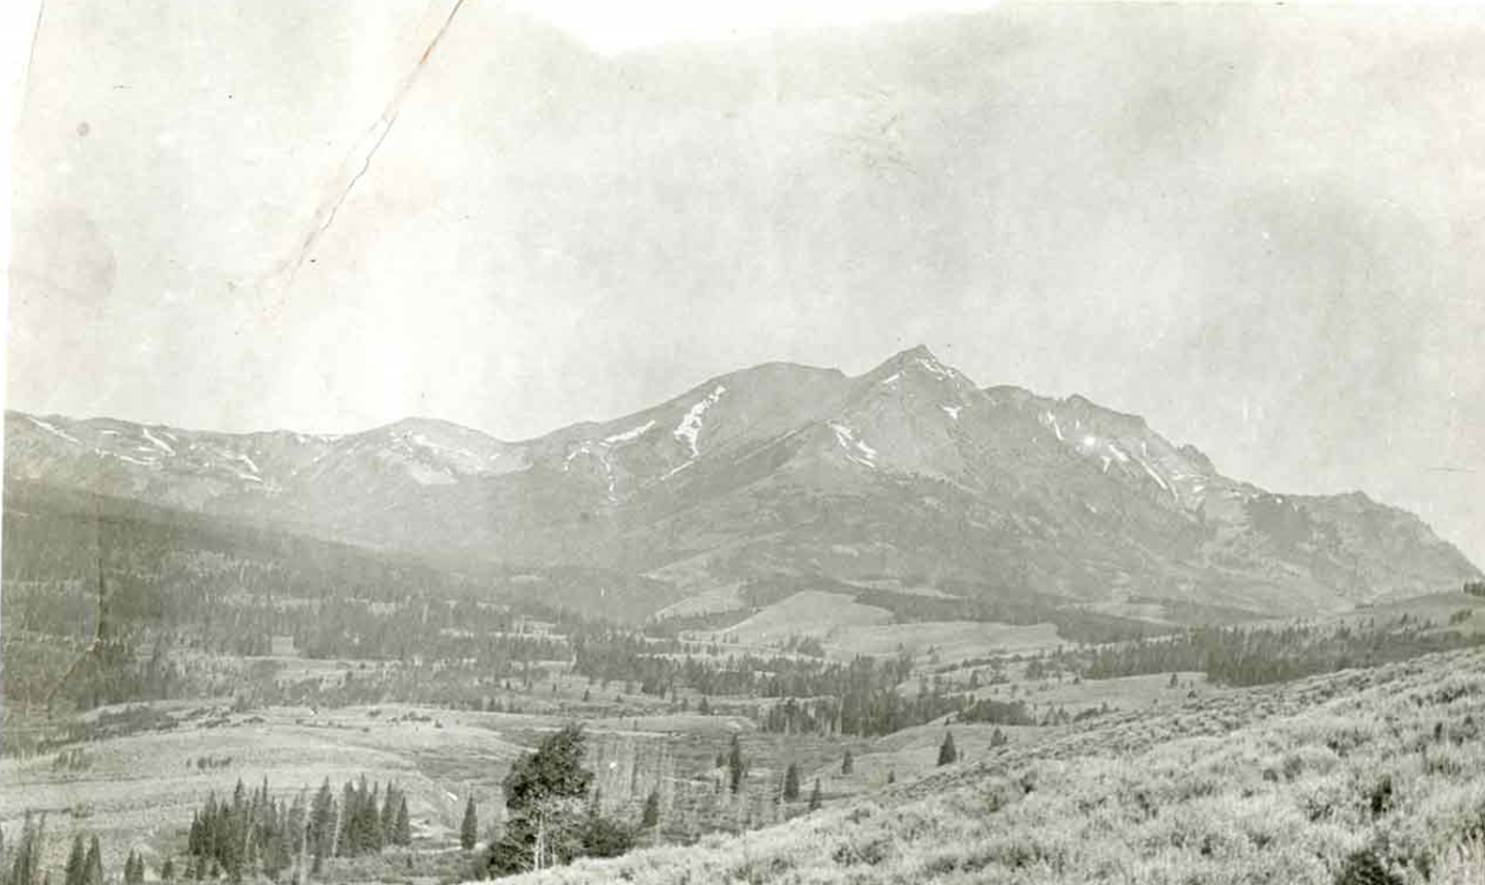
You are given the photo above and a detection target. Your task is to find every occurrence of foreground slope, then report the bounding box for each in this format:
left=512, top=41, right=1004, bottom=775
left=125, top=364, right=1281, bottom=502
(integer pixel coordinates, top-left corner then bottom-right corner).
left=496, top=648, right=1485, bottom=885
left=7, top=347, right=1477, bottom=619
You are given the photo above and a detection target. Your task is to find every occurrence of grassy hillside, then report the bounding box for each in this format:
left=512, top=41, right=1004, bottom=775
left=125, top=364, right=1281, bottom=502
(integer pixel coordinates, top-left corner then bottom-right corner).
left=491, top=648, right=1485, bottom=884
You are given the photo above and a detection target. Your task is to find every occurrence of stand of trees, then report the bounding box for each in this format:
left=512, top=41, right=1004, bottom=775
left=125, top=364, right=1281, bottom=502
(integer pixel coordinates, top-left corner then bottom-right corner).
left=1075, top=621, right=1485, bottom=686
left=183, top=776, right=410, bottom=881
left=1, top=818, right=113, bottom=885
left=958, top=697, right=1033, bottom=725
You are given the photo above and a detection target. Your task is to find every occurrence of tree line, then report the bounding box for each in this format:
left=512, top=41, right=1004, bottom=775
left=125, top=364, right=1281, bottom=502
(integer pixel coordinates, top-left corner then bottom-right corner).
left=1071, top=619, right=1485, bottom=686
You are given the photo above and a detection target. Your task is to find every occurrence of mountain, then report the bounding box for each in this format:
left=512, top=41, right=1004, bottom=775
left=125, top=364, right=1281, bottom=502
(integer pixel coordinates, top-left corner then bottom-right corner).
left=6, top=347, right=1477, bottom=621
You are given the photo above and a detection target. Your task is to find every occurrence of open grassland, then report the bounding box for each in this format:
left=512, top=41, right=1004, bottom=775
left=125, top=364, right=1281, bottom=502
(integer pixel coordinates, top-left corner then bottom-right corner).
left=489, top=647, right=1485, bottom=884
left=712, top=592, right=894, bottom=645
left=826, top=620, right=1062, bottom=663
left=0, top=700, right=769, bottom=875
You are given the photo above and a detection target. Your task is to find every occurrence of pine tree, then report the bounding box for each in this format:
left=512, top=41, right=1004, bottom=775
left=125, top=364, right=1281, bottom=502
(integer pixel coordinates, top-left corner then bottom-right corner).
left=459, top=795, right=478, bottom=851
left=360, top=780, right=383, bottom=853
left=487, top=723, right=599, bottom=875
left=393, top=795, right=411, bottom=847
left=65, top=836, right=86, bottom=885
left=640, top=790, right=660, bottom=829
left=12, top=813, right=45, bottom=885
left=84, top=837, right=103, bottom=885
left=726, top=735, right=746, bottom=795
left=886, top=770, right=896, bottom=784
left=782, top=764, right=801, bottom=801
left=337, top=781, right=356, bottom=856
left=841, top=750, right=854, bottom=775
left=310, top=780, right=336, bottom=872
left=161, top=859, right=175, bottom=882
left=937, top=730, right=957, bottom=766
left=380, top=785, right=398, bottom=845
left=125, top=851, right=145, bottom=885
left=807, top=779, right=822, bottom=811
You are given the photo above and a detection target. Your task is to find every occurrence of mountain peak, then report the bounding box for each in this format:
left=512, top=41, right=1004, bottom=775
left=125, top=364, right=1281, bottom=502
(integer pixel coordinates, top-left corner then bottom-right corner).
left=863, top=344, right=971, bottom=386
left=878, top=344, right=942, bottom=368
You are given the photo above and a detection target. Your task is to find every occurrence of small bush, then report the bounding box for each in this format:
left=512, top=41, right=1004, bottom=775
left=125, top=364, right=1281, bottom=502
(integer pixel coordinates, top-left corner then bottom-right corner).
left=1333, top=848, right=1403, bottom=885
left=1368, top=774, right=1394, bottom=818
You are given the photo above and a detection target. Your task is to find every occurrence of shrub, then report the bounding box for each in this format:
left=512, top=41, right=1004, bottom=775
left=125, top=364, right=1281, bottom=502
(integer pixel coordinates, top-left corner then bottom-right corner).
left=1368, top=774, right=1394, bottom=818
left=1333, top=848, right=1403, bottom=885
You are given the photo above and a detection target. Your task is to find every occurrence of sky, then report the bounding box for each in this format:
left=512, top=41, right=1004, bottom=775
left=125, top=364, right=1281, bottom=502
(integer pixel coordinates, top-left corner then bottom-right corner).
left=5, top=2, right=1484, bottom=565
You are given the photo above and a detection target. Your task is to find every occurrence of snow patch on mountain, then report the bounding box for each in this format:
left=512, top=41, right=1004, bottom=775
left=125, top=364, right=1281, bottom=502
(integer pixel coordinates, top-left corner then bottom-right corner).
left=674, top=385, right=726, bottom=457
left=913, top=356, right=956, bottom=381
left=228, top=451, right=261, bottom=475
left=141, top=427, right=176, bottom=455
left=830, top=423, right=877, bottom=468
left=1040, top=411, right=1066, bottom=442
left=941, top=405, right=962, bottom=421
left=604, top=420, right=656, bottom=446
left=27, top=416, right=81, bottom=445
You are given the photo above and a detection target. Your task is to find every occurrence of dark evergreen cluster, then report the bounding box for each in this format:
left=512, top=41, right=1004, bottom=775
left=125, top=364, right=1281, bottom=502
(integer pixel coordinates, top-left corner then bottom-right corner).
left=1, top=820, right=115, bottom=885
left=2, top=815, right=51, bottom=885
left=957, top=697, right=1034, bottom=725
left=1075, top=621, right=1485, bottom=686
left=121, top=851, right=146, bottom=885
left=184, top=776, right=410, bottom=881
left=575, top=639, right=978, bottom=737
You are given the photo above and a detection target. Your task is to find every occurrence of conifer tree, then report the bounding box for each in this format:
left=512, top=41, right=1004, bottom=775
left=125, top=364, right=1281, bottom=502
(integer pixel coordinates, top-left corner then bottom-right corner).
left=486, top=723, right=603, bottom=875
left=84, top=837, right=103, bottom=885
left=310, top=780, right=336, bottom=872
left=12, top=814, right=44, bottom=885
left=380, top=785, right=398, bottom=845
left=459, top=795, right=478, bottom=851
left=64, top=836, right=85, bottom=885
left=841, top=750, right=854, bottom=775
left=937, top=730, right=958, bottom=766
left=640, top=790, right=661, bottom=829
left=782, top=764, right=801, bottom=801
left=726, top=735, right=746, bottom=795
left=807, top=779, right=822, bottom=812
left=393, top=795, right=411, bottom=847
left=125, top=851, right=145, bottom=885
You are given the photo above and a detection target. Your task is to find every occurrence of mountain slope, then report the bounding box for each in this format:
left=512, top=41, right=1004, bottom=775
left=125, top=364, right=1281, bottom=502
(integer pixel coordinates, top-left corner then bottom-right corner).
left=6, top=347, right=1477, bottom=619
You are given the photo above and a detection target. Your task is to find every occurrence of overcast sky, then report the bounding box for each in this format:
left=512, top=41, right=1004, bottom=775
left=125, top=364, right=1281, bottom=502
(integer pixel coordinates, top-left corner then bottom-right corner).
left=6, top=1, right=1483, bottom=564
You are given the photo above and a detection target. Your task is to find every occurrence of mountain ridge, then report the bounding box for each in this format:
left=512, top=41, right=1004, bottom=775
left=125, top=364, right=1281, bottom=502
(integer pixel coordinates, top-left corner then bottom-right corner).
left=6, top=346, right=1477, bottom=622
